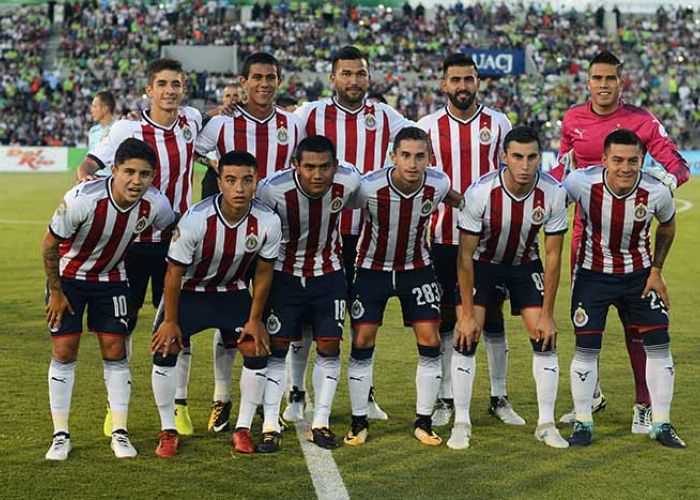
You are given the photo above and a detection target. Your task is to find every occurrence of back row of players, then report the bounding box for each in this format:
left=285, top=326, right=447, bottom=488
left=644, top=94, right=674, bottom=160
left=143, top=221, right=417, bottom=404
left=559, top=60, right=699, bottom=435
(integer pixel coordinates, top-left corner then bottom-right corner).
left=43, top=47, right=689, bottom=460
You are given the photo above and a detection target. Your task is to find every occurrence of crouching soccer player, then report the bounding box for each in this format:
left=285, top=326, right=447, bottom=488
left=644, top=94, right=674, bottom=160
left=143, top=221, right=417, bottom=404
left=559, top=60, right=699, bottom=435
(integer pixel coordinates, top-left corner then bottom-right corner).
left=43, top=138, right=175, bottom=460
left=150, top=150, right=281, bottom=456
left=451, top=126, right=569, bottom=450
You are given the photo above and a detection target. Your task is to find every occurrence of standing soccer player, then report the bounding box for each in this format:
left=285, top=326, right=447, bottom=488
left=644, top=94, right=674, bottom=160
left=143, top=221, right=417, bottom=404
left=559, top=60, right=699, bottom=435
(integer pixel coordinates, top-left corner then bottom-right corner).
left=552, top=51, right=690, bottom=431
left=564, top=129, right=684, bottom=448
left=88, top=90, right=116, bottom=177
left=256, top=135, right=361, bottom=452
left=451, top=127, right=569, bottom=450
left=43, top=138, right=175, bottom=460
left=150, top=150, right=281, bottom=457
left=417, top=53, right=515, bottom=427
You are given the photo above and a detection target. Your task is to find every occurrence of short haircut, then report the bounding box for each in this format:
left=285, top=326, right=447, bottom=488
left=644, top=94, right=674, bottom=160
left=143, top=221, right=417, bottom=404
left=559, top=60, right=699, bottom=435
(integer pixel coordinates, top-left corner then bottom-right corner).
left=604, top=129, right=643, bottom=153
left=295, top=135, right=336, bottom=163
left=503, top=126, right=542, bottom=152
left=589, top=51, right=622, bottom=75
left=331, top=45, right=369, bottom=73
left=241, top=52, right=281, bottom=79
left=146, top=58, right=184, bottom=85
left=218, top=150, right=259, bottom=175
left=393, top=126, right=430, bottom=151
left=95, top=90, right=116, bottom=114
left=114, top=138, right=157, bottom=170
left=276, top=94, right=298, bottom=108
left=224, top=81, right=243, bottom=90
left=443, top=53, right=479, bottom=77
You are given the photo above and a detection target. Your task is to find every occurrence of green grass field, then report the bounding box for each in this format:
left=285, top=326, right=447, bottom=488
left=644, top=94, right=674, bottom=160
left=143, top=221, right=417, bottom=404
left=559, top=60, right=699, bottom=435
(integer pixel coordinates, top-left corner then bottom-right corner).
left=1, top=172, right=699, bottom=499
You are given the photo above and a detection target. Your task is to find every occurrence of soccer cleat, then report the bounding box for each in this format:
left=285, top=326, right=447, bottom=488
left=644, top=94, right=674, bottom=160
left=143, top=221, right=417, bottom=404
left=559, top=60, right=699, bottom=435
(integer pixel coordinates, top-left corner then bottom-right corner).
left=208, top=400, right=232, bottom=433
left=255, top=431, right=282, bottom=453
left=343, top=416, right=369, bottom=446
left=278, top=415, right=289, bottom=432
left=231, top=427, right=255, bottom=454
left=446, top=423, right=471, bottom=450
left=559, top=392, right=607, bottom=424
left=103, top=406, right=112, bottom=437
left=568, top=421, right=593, bottom=447
left=367, top=386, right=389, bottom=420
left=489, top=396, right=526, bottom=425
left=155, top=430, right=179, bottom=457
left=45, top=432, right=71, bottom=461
left=631, top=403, right=652, bottom=434
left=174, top=402, right=194, bottom=436
left=111, top=429, right=138, bottom=458
left=431, top=398, right=454, bottom=427
left=307, top=427, right=341, bottom=449
left=651, top=423, right=686, bottom=449
left=282, top=389, right=306, bottom=422
left=414, top=416, right=442, bottom=446
left=534, top=423, right=569, bottom=449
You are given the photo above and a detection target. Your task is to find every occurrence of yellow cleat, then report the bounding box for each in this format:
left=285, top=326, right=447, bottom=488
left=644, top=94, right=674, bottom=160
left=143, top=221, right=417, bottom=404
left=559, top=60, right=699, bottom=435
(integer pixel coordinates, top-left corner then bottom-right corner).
left=414, top=416, right=442, bottom=446
left=174, top=403, right=194, bottom=436
left=343, top=417, right=369, bottom=446
left=103, top=407, right=112, bottom=437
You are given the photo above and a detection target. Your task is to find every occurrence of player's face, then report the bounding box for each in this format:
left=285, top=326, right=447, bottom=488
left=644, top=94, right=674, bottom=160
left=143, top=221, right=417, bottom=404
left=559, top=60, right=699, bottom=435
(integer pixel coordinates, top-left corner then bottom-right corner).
left=218, top=165, right=257, bottom=210
left=90, top=97, right=107, bottom=122
left=294, top=151, right=337, bottom=196
left=587, top=63, right=621, bottom=110
left=441, top=65, right=480, bottom=111
left=503, top=141, right=541, bottom=188
left=331, top=59, right=370, bottom=106
left=390, top=139, right=431, bottom=185
left=241, top=63, right=279, bottom=108
left=111, top=159, right=155, bottom=206
left=222, top=85, right=244, bottom=107
left=603, top=143, right=643, bottom=192
left=146, top=70, right=185, bottom=112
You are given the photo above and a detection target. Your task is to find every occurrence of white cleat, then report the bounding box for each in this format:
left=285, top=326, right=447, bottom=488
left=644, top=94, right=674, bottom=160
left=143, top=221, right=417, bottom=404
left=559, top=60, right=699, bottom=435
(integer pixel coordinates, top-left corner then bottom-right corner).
left=535, top=423, right=569, bottom=449
left=431, top=398, right=454, bottom=427
left=559, top=392, right=607, bottom=424
left=111, top=430, right=137, bottom=459
left=283, top=401, right=305, bottom=422
left=631, top=403, right=652, bottom=434
left=447, top=423, right=472, bottom=450
left=45, top=433, right=71, bottom=461
left=489, top=396, right=526, bottom=425
left=367, top=387, right=388, bottom=420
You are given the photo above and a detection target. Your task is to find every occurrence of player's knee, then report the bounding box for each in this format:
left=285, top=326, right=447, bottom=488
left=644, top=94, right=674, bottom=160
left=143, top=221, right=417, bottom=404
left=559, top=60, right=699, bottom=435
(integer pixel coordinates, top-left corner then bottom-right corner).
left=100, top=336, right=126, bottom=360
left=352, top=327, right=376, bottom=349
left=350, top=345, right=374, bottom=361
left=455, top=342, right=478, bottom=357
left=51, top=338, right=79, bottom=363
left=530, top=338, right=554, bottom=353
left=417, top=343, right=440, bottom=358
left=153, top=352, right=178, bottom=367
left=242, top=355, right=268, bottom=370
left=641, top=328, right=670, bottom=349
left=270, top=342, right=289, bottom=359
left=317, top=341, right=340, bottom=358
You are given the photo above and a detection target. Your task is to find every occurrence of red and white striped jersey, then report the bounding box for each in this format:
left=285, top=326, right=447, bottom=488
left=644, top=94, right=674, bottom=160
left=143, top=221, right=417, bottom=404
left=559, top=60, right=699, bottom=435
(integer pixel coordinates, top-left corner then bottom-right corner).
left=88, top=106, right=202, bottom=243
left=563, top=166, right=675, bottom=274
left=49, top=178, right=175, bottom=282
left=195, top=105, right=302, bottom=179
left=167, top=197, right=282, bottom=292
left=295, top=97, right=414, bottom=235
left=352, top=167, right=450, bottom=272
left=257, top=163, right=361, bottom=278
left=458, top=169, right=568, bottom=265
left=418, top=105, right=511, bottom=246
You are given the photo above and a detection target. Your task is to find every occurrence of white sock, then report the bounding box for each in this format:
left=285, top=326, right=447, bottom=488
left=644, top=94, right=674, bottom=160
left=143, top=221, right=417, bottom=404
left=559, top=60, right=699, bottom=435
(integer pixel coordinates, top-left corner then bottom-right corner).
left=484, top=331, right=508, bottom=397
left=288, top=325, right=313, bottom=393
left=348, top=355, right=373, bottom=416
left=416, top=355, right=441, bottom=416
left=152, top=364, right=176, bottom=431
left=104, top=358, right=131, bottom=432
left=125, top=334, right=133, bottom=362
left=645, top=345, right=674, bottom=423
left=262, top=355, right=287, bottom=433
left=439, top=332, right=454, bottom=399
left=312, top=354, right=340, bottom=429
left=532, top=351, right=558, bottom=425
left=570, top=349, right=598, bottom=422
left=451, top=352, right=475, bottom=425
left=48, top=358, right=76, bottom=435
left=235, top=363, right=268, bottom=430
left=175, top=346, right=191, bottom=402
left=213, top=330, right=236, bottom=403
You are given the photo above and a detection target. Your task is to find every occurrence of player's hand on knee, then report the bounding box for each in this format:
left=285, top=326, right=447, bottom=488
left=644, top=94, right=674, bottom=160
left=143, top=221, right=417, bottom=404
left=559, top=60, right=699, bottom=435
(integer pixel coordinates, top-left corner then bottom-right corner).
left=243, top=320, right=271, bottom=356
left=46, top=289, right=75, bottom=330
left=151, top=321, right=182, bottom=356
left=455, top=315, right=480, bottom=352
left=535, top=315, right=557, bottom=351
left=643, top=268, right=670, bottom=309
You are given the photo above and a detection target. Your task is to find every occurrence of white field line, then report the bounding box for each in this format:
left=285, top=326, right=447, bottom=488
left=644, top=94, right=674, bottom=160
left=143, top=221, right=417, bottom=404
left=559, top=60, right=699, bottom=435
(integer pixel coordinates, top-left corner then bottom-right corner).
left=0, top=219, right=46, bottom=225
left=675, top=198, right=693, bottom=214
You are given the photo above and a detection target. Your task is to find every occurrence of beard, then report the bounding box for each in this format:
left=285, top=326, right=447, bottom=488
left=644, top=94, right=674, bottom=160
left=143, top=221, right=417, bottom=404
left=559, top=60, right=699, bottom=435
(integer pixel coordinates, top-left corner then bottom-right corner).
left=336, top=87, right=366, bottom=106
left=448, top=91, right=476, bottom=111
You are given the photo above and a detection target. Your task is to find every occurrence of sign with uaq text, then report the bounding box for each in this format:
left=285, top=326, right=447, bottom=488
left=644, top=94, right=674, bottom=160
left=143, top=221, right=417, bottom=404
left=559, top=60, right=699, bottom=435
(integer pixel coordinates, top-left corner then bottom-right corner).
left=461, top=49, right=525, bottom=77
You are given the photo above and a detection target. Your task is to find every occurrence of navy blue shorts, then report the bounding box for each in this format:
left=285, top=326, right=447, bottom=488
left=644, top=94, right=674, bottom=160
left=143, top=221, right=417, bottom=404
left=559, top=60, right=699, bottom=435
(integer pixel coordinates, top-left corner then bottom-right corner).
left=153, top=289, right=252, bottom=348
left=571, top=268, right=669, bottom=335
left=470, top=260, right=544, bottom=315
left=265, top=270, right=346, bottom=342
left=342, top=234, right=359, bottom=296
left=350, top=266, right=441, bottom=327
left=125, top=242, right=168, bottom=310
left=48, top=278, right=131, bottom=337
left=431, top=243, right=459, bottom=311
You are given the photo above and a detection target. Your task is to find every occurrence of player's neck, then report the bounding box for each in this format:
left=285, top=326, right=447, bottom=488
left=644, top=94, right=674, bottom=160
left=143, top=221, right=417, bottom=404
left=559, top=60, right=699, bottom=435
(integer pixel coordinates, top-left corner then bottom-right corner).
left=110, top=180, right=137, bottom=210
left=219, top=198, right=249, bottom=225
left=243, top=102, right=274, bottom=120
left=335, top=94, right=364, bottom=111
left=390, top=168, right=422, bottom=195
left=591, top=100, right=620, bottom=116
left=100, top=115, right=115, bottom=127
left=448, top=101, right=479, bottom=121
left=502, top=169, right=535, bottom=198
left=148, top=107, right=178, bottom=128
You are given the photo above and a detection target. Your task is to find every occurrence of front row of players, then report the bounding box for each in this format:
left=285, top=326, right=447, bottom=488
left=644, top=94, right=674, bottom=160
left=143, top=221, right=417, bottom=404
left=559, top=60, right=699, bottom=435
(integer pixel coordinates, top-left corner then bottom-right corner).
left=43, top=126, right=685, bottom=460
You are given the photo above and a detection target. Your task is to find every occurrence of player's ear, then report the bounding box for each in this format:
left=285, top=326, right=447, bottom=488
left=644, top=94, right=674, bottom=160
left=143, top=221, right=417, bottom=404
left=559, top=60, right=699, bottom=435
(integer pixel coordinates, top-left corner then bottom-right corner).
left=111, top=164, right=118, bottom=176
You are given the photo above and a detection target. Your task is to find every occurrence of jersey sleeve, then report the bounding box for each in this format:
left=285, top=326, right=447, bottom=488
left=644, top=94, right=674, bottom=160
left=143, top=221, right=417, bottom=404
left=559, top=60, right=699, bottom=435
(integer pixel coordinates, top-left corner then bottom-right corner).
left=642, top=112, right=690, bottom=187
left=550, top=111, right=574, bottom=182
left=167, top=212, right=202, bottom=267
left=195, top=116, right=223, bottom=157
left=185, top=106, right=203, bottom=134
left=436, top=171, right=451, bottom=204
left=87, top=120, right=133, bottom=169
left=384, top=105, right=416, bottom=140
left=457, top=184, right=484, bottom=235
left=293, top=101, right=314, bottom=134
left=496, top=113, right=512, bottom=159
left=544, top=185, right=568, bottom=235
left=258, top=214, right=282, bottom=260
left=562, top=169, right=584, bottom=205
left=344, top=170, right=368, bottom=210
left=256, top=178, right=276, bottom=211
left=654, top=186, right=676, bottom=224
left=48, top=187, right=90, bottom=240
left=152, top=192, right=177, bottom=230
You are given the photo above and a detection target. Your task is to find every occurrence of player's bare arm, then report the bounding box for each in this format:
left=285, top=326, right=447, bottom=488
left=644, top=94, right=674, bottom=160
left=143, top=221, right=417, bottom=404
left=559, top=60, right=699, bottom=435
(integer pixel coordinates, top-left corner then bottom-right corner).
left=42, top=232, right=75, bottom=329
left=151, top=263, right=185, bottom=356
left=536, top=233, right=564, bottom=350
left=444, top=188, right=465, bottom=209
left=76, top=156, right=100, bottom=182
left=455, top=232, right=481, bottom=352
left=244, top=258, right=274, bottom=356
left=642, top=218, right=676, bottom=307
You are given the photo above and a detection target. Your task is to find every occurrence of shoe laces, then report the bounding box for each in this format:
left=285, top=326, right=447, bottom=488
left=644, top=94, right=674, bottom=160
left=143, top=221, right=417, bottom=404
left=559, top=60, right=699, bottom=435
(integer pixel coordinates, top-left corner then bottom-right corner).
left=113, top=431, right=130, bottom=445
left=159, top=431, right=178, bottom=443
left=211, top=401, right=226, bottom=418
left=316, top=427, right=335, bottom=440
left=660, top=423, right=678, bottom=438
left=262, top=432, right=279, bottom=443
left=495, top=396, right=512, bottom=409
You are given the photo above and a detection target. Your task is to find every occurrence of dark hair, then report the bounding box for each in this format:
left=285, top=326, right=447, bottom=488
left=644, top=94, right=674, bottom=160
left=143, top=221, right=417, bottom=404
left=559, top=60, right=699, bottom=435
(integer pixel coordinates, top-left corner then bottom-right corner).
left=443, top=53, right=479, bottom=77
left=276, top=94, right=298, bottom=108
left=218, top=150, right=258, bottom=175
left=604, top=129, right=643, bottom=153
left=589, top=51, right=622, bottom=75
left=295, top=135, right=336, bottom=162
left=393, top=126, right=430, bottom=151
left=331, top=45, right=369, bottom=73
left=95, top=90, right=116, bottom=114
left=114, top=138, right=157, bottom=170
left=503, top=126, right=541, bottom=152
left=146, top=58, right=185, bottom=85
left=241, top=52, right=282, bottom=79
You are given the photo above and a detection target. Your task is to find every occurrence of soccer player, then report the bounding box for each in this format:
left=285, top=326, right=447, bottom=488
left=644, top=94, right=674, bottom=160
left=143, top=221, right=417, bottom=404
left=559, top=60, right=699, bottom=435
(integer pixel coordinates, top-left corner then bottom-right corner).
left=150, top=150, right=281, bottom=457
left=564, top=129, right=684, bottom=448
left=43, top=138, right=175, bottom=460
left=88, top=90, right=116, bottom=177
left=294, top=45, right=413, bottom=420
left=417, top=53, right=516, bottom=428
left=77, top=58, right=203, bottom=437
left=344, top=127, right=457, bottom=447
left=450, top=126, right=569, bottom=450
left=552, top=51, right=690, bottom=431
left=256, top=135, right=361, bottom=451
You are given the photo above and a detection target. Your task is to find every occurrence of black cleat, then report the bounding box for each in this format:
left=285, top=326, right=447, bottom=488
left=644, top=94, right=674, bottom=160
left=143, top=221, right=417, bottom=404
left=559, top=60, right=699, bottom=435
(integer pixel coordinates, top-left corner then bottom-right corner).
left=653, top=423, right=686, bottom=449
left=208, top=400, right=232, bottom=433
left=568, top=421, right=593, bottom=446
left=256, top=431, right=282, bottom=453
left=307, top=427, right=341, bottom=449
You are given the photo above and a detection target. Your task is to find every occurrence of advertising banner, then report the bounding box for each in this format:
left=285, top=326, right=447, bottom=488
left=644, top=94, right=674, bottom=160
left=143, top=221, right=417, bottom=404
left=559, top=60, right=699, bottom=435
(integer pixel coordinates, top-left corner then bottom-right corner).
left=0, top=146, right=69, bottom=172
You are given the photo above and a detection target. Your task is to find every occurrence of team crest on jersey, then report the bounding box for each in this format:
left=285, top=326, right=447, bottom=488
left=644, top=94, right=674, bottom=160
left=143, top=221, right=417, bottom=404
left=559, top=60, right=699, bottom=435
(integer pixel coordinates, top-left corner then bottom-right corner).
left=420, top=199, right=434, bottom=216
left=245, top=233, right=259, bottom=251
left=182, top=125, right=193, bottom=143
left=479, top=127, right=493, bottom=145
left=266, top=313, right=281, bottom=335
left=531, top=206, right=545, bottom=224
left=134, top=216, right=148, bottom=233
left=573, top=305, right=589, bottom=328
left=351, top=299, right=365, bottom=320
left=277, top=126, right=289, bottom=145
left=634, top=203, right=648, bottom=221
left=330, top=196, right=344, bottom=213
left=364, top=114, right=377, bottom=130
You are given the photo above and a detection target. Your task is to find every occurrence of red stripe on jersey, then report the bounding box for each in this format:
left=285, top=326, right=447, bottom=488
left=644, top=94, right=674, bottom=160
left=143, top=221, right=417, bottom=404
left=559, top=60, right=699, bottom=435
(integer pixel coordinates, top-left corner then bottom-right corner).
left=370, top=186, right=392, bottom=271
left=163, top=130, right=179, bottom=205
left=521, top=189, right=545, bottom=264
left=217, top=123, right=226, bottom=156
left=232, top=215, right=259, bottom=286
left=306, top=108, right=318, bottom=136
left=205, top=225, right=238, bottom=290
left=380, top=111, right=390, bottom=166
left=276, top=114, right=289, bottom=172
left=303, top=198, right=323, bottom=276
left=437, top=114, right=453, bottom=238
left=412, top=185, right=436, bottom=269
left=356, top=214, right=374, bottom=267
left=324, top=104, right=338, bottom=146
left=322, top=184, right=345, bottom=274
left=588, top=183, right=605, bottom=272
left=479, top=188, right=503, bottom=262
left=501, top=197, right=524, bottom=265
left=609, top=196, right=627, bottom=273
left=140, top=124, right=158, bottom=242
left=255, top=121, right=270, bottom=178
left=344, top=114, right=358, bottom=164
left=479, top=114, right=492, bottom=176
left=62, top=198, right=109, bottom=279
left=629, top=189, right=650, bottom=270
left=282, top=190, right=300, bottom=275
left=363, top=119, right=377, bottom=174
left=234, top=115, right=247, bottom=151
left=393, top=197, right=414, bottom=271
left=183, top=216, right=218, bottom=290
left=88, top=209, right=130, bottom=281
left=492, top=123, right=502, bottom=168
